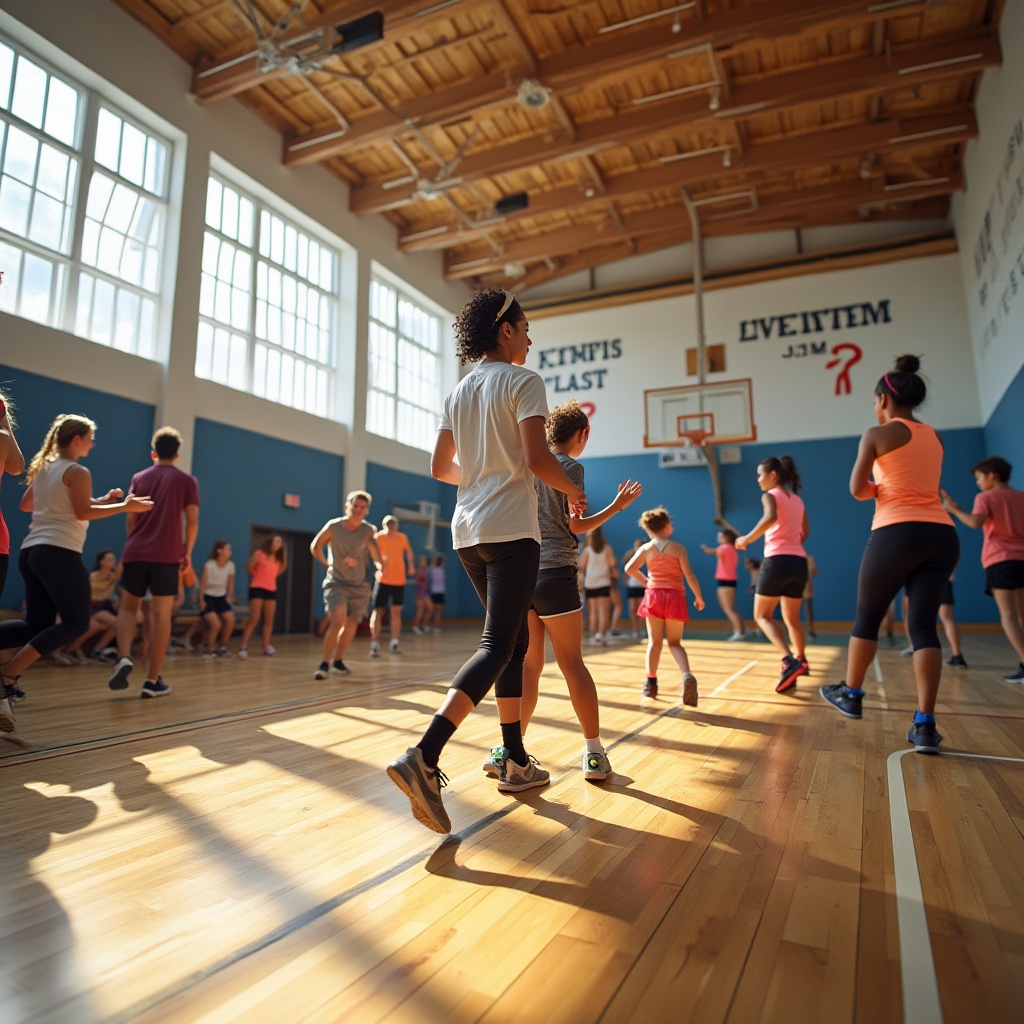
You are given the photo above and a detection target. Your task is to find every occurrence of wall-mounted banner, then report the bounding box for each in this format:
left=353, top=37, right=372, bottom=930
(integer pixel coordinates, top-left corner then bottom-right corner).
left=527, top=255, right=977, bottom=456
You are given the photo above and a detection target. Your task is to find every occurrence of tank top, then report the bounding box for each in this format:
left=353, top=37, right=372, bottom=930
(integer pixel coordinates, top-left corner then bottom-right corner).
left=646, top=538, right=685, bottom=593
left=715, top=544, right=738, bottom=581
left=871, top=419, right=951, bottom=530
left=250, top=551, right=281, bottom=590
left=764, top=488, right=806, bottom=558
left=583, top=545, right=613, bottom=588
left=23, top=458, right=88, bottom=553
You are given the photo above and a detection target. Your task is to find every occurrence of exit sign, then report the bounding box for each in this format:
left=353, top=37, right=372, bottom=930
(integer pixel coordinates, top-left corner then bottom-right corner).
left=283, top=493, right=301, bottom=508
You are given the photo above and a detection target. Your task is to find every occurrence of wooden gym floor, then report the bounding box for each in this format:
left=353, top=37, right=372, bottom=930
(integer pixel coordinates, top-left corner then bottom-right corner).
left=2, top=626, right=1022, bottom=1024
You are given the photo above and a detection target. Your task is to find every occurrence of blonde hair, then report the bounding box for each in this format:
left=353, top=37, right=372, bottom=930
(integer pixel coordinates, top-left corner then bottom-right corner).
left=25, top=414, right=96, bottom=486
left=639, top=506, right=671, bottom=533
left=0, top=386, right=15, bottom=429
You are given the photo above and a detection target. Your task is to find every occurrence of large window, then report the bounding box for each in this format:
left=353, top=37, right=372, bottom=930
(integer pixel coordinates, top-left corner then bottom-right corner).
left=367, top=276, right=442, bottom=450
left=0, top=36, right=170, bottom=357
left=196, top=175, right=337, bottom=417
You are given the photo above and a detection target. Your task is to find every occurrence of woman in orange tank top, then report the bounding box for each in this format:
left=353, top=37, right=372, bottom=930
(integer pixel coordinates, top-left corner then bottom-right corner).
left=820, top=355, right=959, bottom=754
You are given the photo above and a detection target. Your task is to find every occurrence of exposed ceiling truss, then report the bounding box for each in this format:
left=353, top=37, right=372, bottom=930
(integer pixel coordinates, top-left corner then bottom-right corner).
left=112, top=0, right=1003, bottom=292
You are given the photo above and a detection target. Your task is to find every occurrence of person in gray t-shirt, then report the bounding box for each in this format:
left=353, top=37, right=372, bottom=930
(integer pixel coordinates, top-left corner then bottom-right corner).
left=486, top=400, right=642, bottom=783
left=310, top=490, right=382, bottom=678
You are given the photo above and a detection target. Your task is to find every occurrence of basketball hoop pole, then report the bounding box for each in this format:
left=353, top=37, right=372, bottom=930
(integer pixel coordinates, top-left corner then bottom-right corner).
left=682, top=187, right=724, bottom=520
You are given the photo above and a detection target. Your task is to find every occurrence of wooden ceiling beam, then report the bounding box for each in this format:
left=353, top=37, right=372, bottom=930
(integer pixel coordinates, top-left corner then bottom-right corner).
left=443, top=174, right=961, bottom=279
left=397, top=108, right=976, bottom=252
left=190, top=0, right=479, bottom=104
left=350, top=32, right=998, bottom=215
left=281, top=0, right=939, bottom=167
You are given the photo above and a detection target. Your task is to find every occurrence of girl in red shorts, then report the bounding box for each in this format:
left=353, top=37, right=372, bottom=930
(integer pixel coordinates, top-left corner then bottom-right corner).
left=625, top=506, right=705, bottom=705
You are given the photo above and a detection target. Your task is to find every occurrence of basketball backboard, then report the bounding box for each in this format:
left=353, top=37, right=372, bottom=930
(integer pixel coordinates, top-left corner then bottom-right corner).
left=643, top=378, right=756, bottom=447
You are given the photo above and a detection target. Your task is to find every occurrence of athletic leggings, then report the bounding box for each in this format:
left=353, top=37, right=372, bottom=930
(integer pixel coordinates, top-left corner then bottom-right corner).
left=0, top=545, right=91, bottom=657
left=451, top=537, right=540, bottom=704
left=0, top=553, right=8, bottom=604
left=852, top=522, right=960, bottom=650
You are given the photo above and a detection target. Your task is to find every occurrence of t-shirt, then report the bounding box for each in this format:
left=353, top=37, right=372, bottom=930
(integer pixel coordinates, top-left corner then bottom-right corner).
left=377, top=530, right=413, bottom=585
left=324, top=519, right=377, bottom=583
left=536, top=452, right=584, bottom=569
left=122, top=464, right=200, bottom=564
left=764, top=488, right=806, bottom=558
left=582, top=544, right=615, bottom=588
left=203, top=559, right=235, bottom=597
left=439, top=361, right=549, bottom=548
left=90, top=570, right=120, bottom=603
left=972, top=486, right=1024, bottom=568
left=715, top=544, right=738, bottom=581
left=428, top=565, right=446, bottom=594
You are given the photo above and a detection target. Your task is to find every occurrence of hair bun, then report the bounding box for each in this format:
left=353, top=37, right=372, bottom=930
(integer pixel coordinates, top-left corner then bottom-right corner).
left=894, top=354, right=920, bottom=374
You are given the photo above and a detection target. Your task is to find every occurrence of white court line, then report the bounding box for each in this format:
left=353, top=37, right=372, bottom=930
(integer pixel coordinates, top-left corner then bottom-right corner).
left=708, top=660, right=758, bottom=697
left=887, top=748, right=1024, bottom=1024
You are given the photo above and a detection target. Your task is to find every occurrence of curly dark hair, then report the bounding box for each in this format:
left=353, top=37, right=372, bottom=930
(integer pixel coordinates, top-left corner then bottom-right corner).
left=546, top=399, right=589, bottom=446
left=639, top=507, right=671, bottom=533
left=453, top=288, right=524, bottom=364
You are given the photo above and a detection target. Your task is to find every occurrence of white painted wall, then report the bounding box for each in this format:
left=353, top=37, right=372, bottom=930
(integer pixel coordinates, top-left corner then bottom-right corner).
left=951, top=0, right=1024, bottom=422
left=0, top=0, right=468, bottom=480
left=525, top=253, right=976, bottom=456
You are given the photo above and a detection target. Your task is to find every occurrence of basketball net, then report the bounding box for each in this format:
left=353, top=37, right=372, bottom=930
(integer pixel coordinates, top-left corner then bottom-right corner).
left=680, top=429, right=710, bottom=448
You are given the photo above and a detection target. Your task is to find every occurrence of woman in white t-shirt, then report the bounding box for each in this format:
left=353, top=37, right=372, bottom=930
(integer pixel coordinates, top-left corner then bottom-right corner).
left=0, top=414, right=152, bottom=733
left=578, top=526, right=618, bottom=645
left=386, top=288, right=586, bottom=834
left=200, top=539, right=236, bottom=658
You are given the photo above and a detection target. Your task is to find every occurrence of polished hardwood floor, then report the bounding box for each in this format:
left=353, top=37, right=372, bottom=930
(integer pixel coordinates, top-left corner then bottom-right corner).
left=2, top=625, right=1022, bottom=1023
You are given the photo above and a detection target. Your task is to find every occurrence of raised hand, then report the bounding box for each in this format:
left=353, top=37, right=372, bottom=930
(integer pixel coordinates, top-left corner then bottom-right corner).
left=613, top=479, right=643, bottom=510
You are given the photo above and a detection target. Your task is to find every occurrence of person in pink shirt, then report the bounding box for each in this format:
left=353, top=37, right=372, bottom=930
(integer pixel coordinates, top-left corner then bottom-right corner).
left=701, top=526, right=746, bottom=641
left=236, top=535, right=288, bottom=657
left=723, top=455, right=809, bottom=694
left=0, top=390, right=26, bottom=606
left=942, top=456, right=1024, bottom=682
left=625, top=506, right=705, bottom=705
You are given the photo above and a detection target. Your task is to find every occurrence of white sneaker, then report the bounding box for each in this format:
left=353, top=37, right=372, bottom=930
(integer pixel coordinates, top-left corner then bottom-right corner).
left=411, top=625, right=423, bottom=635
left=263, top=645, right=277, bottom=656
left=390, top=638, right=401, bottom=653
left=583, top=749, right=612, bottom=781
left=497, top=754, right=550, bottom=793
left=591, top=633, right=604, bottom=646
left=236, top=647, right=249, bottom=659
left=369, top=642, right=380, bottom=658
left=107, top=656, right=134, bottom=691
left=726, top=631, right=746, bottom=642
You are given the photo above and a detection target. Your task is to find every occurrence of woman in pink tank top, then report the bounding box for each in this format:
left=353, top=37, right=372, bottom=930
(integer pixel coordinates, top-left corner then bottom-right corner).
left=820, top=355, right=959, bottom=755
left=724, top=455, right=810, bottom=694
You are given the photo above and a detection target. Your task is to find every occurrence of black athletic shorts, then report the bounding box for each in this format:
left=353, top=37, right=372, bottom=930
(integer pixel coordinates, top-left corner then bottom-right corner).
left=626, top=585, right=645, bottom=599
left=372, top=582, right=406, bottom=608
left=202, top=595, right=232, bottom=615
left=585, top=585, right=611, bottom=599
left=756, top=555, right=808, bottom=599
left=121, top=561, right=179, bottom=598
left=249, top=587, right=276, bottom=601
left=716, top=579, right=737, bottom=589
left=941, top=580, right=954, bottom=606
left=986, top=559, right=1024, bottom=594
left=532, top=565, right=582, bottom=618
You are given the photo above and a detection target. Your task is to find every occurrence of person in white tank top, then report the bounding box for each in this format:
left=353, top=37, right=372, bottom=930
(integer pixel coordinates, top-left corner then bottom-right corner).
left=0, top=414, right=153, bottom=734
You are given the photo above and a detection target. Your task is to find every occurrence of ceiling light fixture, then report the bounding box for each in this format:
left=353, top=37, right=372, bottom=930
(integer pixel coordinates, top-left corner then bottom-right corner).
left=708, top=89, right=720, bottom=111
left=516, top=79, right=552, bottom=110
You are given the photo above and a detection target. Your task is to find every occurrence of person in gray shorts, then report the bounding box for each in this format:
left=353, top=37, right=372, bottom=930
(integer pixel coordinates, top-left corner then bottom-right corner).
left=310, top=490, right=382, bottom=679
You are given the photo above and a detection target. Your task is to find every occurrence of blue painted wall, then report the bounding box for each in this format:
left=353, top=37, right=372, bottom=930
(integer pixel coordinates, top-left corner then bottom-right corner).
left=575, top=426, right=993, bottom=626
left=0, top=364, right=156, bottom=608
left=191, top=418, right=345, bottom=616
left=981, top=361, right=1024, bottom=476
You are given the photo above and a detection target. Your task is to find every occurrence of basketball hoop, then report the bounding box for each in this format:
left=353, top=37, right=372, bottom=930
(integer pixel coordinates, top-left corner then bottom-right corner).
left=680, top=429, right=710, bottom=448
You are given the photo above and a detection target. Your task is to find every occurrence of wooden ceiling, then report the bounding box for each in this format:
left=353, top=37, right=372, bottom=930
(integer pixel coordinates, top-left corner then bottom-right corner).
left=112, top=0, right=1003, bottom=292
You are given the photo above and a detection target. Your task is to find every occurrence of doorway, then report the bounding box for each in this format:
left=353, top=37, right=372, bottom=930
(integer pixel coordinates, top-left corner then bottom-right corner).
left=248, top=526, right=316, bottom=634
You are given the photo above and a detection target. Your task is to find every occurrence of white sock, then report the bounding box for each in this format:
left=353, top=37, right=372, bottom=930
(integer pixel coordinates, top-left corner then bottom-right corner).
left=584, top=735, right=604, bottom=753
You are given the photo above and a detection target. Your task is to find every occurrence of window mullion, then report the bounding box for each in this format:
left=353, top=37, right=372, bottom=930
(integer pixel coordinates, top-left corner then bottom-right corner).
left=63, top=91, right=99, bottom=336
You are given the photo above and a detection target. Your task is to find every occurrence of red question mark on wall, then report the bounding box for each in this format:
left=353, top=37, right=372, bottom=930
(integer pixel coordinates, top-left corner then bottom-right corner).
left=579, top=401, right=596, bottom=418
left=825, top=343, right=862, bottom=396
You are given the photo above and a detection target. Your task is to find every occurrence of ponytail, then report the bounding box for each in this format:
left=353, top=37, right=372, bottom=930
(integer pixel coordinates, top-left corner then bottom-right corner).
left=25, top=413, right=95, bottom=486
left=759, top=455, right=802, bottom=493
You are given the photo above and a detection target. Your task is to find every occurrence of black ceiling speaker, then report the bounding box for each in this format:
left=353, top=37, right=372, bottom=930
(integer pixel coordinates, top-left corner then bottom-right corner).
left=333, top=12, right=384, bottom=54
left=496, top=192, right=529, bottom=216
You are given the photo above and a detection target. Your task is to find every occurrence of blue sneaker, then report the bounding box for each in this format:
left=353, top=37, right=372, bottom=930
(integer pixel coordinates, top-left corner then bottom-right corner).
left=820, top=683, right=863, bottom=719
left=906, top=721, right=942, bottom=753
left=140, top=678, right=171, bottom=698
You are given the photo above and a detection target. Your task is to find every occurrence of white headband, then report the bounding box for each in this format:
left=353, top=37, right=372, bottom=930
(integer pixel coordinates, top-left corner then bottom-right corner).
left=493, top=290, right=515, bottom=323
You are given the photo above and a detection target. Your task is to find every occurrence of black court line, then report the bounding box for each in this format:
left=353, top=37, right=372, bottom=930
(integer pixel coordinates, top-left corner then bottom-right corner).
left=95, top=702, right=684, bottom=1024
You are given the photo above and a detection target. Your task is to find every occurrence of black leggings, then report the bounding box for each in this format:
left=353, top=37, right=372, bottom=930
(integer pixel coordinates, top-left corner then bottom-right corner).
left=451, top=538, right=540, bottom=704
left=852, top=522, right=960, bottom=650
left=0, top=552, right=8, bottom=603
left=0, top=545, right=91, bottom=657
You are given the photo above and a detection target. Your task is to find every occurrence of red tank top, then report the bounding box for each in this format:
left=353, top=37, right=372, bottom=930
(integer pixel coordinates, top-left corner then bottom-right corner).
left=646, top=539, right=685, bottom=593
